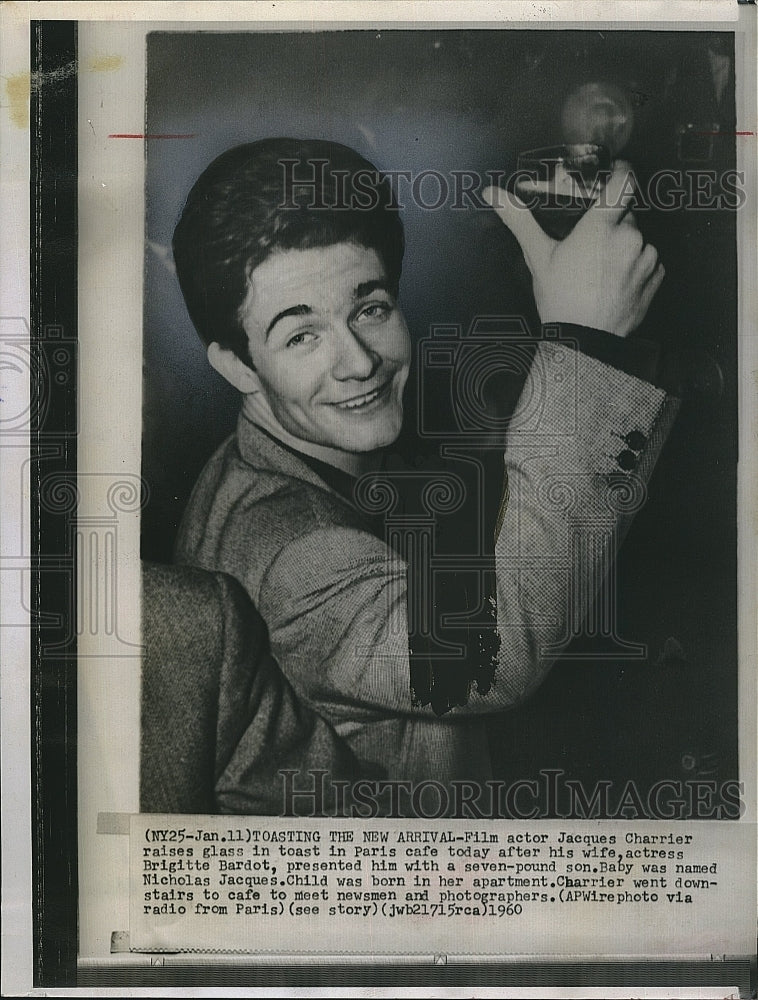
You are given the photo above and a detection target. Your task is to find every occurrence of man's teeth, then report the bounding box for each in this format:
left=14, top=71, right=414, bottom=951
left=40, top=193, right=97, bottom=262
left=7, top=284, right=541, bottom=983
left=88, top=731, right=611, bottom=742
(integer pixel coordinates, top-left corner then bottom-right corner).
left=337, top=385, right=384, bottom=409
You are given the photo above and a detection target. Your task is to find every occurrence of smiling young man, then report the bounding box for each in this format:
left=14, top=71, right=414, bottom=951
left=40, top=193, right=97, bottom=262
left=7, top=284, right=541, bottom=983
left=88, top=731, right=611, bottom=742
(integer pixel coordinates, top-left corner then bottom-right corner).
left=207, top=241, right=410, bottom=470
left=172, top=138, right=678, bottom=808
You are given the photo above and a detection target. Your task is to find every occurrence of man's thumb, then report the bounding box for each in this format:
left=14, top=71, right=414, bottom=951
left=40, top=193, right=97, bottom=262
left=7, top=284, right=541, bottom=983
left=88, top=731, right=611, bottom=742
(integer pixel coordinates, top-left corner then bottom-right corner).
left=481, top=185, right=553, bottom=272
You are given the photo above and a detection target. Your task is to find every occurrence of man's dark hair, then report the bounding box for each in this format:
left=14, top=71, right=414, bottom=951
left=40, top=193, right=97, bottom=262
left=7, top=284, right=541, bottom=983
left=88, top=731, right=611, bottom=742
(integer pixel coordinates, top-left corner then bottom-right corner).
left=172, top=137, right=405, bottom=363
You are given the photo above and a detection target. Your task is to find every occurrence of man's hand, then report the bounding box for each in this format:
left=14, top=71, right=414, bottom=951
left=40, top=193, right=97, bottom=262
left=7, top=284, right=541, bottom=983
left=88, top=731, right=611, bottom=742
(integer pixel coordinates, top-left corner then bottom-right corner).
left=483, top=161, right=664, bottom=338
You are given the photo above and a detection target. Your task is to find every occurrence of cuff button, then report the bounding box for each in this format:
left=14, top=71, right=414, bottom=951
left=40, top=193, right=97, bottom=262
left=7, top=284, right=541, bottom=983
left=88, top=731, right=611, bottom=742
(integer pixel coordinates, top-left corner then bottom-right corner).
left=623, top=430, right=647, bottom=451
left=617, top=450, right=638, bottom=471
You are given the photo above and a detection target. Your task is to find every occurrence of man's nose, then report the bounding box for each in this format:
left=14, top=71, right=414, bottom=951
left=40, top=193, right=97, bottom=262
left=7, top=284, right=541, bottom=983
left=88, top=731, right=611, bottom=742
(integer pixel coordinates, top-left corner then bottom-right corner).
left=331, top=324, right=380, bottom=381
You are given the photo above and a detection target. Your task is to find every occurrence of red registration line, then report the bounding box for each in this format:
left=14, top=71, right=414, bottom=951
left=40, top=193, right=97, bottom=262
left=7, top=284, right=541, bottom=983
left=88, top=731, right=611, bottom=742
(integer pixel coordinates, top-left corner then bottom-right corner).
left=693, top=130, right=755, bottom=136
left=108, top=133, right=197, bottom=139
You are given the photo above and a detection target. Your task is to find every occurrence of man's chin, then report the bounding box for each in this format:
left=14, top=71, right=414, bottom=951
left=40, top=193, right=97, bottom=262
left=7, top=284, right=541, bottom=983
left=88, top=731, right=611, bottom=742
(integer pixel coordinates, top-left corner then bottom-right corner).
left=333, top=428, right=401, bottom=454
left=326, top=409, right=403, bottom=454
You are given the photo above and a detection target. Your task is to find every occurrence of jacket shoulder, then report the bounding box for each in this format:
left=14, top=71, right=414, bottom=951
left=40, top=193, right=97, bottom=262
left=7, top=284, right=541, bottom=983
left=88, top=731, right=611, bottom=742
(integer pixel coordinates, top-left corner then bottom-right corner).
left=176, top=436, right=368, bottom=604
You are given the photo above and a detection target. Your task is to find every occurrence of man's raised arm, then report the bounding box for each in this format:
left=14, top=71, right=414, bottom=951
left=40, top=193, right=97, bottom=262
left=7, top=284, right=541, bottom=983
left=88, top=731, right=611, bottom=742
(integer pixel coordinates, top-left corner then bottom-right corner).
left=259, top=163, right=680, bottom=722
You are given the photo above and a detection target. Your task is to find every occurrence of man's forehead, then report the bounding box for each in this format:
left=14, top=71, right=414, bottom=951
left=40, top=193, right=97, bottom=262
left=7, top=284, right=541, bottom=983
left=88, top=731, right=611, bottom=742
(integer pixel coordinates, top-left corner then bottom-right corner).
left=243, top=243, right=388, bottom=328
left=251, top=244, right=383, bottom=293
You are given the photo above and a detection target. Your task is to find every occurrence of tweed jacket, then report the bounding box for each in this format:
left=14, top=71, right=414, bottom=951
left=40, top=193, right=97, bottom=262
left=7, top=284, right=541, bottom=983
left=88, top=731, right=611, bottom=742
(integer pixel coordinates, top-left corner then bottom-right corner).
left=175, top=340, right=679, bottom=788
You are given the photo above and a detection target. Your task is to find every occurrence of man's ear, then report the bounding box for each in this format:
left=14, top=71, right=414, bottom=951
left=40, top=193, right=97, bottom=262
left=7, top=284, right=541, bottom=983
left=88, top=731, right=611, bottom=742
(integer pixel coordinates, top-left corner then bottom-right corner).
left=207, top=342, right=262, bottom=394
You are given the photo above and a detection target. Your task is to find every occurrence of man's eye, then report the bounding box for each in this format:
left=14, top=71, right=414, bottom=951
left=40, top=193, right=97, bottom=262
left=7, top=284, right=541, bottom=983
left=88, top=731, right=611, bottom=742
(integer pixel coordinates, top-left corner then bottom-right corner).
left=286, top=331, right=316, bottom=348
left=357, top=301, right=392, bottom=322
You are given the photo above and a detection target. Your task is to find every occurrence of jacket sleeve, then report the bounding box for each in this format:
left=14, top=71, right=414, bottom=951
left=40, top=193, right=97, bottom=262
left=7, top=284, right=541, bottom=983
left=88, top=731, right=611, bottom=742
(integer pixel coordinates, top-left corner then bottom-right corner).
left=257, top=342, right=680, bottom=725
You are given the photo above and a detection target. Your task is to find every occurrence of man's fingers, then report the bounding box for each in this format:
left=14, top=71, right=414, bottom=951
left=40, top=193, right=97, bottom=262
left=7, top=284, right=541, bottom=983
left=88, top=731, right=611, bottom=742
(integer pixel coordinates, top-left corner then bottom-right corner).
left=481, top=185, right=555, bottom=273
left=637, top=242, right=660, bottom=279
left=622, top=224, right=645, bottom=258
left=585, top=158, right=639, bottom=227
left=648, top=260, right=666, bottom=293
left=637, top=261, right=666, bottom=318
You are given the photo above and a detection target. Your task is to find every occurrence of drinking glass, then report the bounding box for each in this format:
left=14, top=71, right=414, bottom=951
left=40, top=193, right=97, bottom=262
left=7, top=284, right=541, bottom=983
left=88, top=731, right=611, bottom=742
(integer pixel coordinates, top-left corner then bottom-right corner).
left=514, top=142, right=611, bottom=240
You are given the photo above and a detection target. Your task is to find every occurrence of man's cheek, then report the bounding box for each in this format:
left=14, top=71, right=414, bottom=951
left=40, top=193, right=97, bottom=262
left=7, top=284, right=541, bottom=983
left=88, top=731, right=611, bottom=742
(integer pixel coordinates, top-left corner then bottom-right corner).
left=269, top=373, right=300, bottom=405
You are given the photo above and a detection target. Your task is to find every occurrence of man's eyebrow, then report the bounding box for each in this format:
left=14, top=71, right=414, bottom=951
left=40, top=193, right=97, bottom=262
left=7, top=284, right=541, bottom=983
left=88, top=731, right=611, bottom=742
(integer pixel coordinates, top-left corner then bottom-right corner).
left=354, top=279, right=392, bottom=300
left=264, top=304, right=312, bottom=340
left=263, top=281, right=391, bottom=339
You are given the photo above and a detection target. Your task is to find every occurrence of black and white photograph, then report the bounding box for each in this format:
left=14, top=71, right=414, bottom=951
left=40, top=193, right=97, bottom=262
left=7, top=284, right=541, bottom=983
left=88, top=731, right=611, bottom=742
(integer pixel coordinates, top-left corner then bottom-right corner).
left=141, top=28, right=741, bottom=819
left=1, top=3, right=756, bottom=994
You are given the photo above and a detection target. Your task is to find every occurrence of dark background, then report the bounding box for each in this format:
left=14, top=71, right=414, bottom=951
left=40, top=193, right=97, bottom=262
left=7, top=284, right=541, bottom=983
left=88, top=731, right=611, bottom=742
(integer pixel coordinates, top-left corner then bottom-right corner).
left=142, top=30, right=738, bottom=802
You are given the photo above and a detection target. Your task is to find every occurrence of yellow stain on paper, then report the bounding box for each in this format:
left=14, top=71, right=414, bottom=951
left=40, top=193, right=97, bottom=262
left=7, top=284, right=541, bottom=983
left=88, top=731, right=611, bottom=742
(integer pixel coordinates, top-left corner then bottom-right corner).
left=6, top=71, right=30, bottom=128
left=4, top=55, right=122, bottom=129
left=86, top=54, right=124, bottom=73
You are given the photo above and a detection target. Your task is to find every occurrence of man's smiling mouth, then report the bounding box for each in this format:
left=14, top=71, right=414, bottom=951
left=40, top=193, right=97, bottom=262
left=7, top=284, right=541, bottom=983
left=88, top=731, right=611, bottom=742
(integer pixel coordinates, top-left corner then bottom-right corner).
left=333, top=379, right=392, bottom=411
